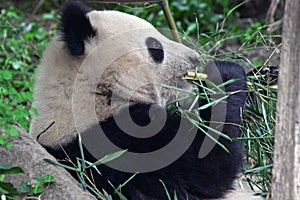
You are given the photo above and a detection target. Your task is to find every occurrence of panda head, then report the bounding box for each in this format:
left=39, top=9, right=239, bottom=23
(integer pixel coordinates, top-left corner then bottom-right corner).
left=30, top=2, right=200, bottom=147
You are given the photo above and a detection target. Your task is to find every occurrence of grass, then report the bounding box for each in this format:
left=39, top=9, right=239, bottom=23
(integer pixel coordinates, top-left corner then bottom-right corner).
left=0, top=6, right=57, bottom=149
left=44, top=135, right=129, bottom=200
left=209, top=22, right=277, bottom=200
left=175, top=2, right=279, bottom=197
left=241, top=71, right=277, bottom=196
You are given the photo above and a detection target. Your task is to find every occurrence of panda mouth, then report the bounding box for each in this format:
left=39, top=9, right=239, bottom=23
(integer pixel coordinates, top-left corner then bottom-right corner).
left=171, top=71, right=208, bottom=91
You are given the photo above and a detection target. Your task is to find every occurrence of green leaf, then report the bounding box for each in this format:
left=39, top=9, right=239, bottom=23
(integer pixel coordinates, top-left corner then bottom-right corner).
left=174, top=190, right=178, bottom=200
left=2, top=71, right=12, bottom=81
left=159, top=180, right=171, bottom=200
left=11, top=61, right=21, bottom=69
left=6, top=142, right=12, bottom=150
left=44, top=159, right=79, bottom=172
left=244, top=33, right=251, bottom=40
left=0, top=165, right=23, bottom=175
left=32, top=182, right=45, bottom=195
left=0, top=175, right=5, bottom=182
left=78, top=134, right=86, bottom=170
left=0, top=181, right=19, bottom=195
left=42, top=174, right=55, bottom=183
left=0, top=135, right=6, bottom=146
left=18, top=180, right=32, bottom=194
left=8, top=127, right=19, bottom=137
left=34, top=175, right=43, bottom=182
left=0, top=185, right=9, bottom=195
left=42, top=13, right=55, bottom=20
left=23, top=32, right=35, bottom=40
left=92, top=150, right=127, bottom=166
left=161, top=84, right=195, bottom=95
left=197, top=95, right=229, bottom=111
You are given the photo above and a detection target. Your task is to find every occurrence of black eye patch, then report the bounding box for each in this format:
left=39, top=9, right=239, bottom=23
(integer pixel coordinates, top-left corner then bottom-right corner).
left=146, top=37, right=164, bottom=63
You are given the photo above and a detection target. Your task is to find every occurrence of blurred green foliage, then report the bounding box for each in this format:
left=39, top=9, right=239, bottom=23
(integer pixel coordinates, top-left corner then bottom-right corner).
left=115, top=0, right=234, bottom=35
left=0, top=6, right=56, bottom=149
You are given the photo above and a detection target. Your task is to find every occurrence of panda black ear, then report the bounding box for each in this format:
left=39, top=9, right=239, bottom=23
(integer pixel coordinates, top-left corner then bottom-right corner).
left=59, top=1, right=97, bottom=56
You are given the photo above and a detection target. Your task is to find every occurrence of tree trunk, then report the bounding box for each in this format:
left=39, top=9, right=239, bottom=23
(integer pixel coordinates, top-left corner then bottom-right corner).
left=271, top=0, right=300, bottom=199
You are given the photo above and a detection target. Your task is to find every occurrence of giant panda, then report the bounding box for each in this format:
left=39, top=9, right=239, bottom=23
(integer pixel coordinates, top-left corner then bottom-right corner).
left=30, top=2, right=253, bottom=200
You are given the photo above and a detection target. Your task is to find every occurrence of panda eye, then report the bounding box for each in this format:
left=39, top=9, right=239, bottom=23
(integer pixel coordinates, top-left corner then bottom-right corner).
left=146, top=37, right=164, bottom=63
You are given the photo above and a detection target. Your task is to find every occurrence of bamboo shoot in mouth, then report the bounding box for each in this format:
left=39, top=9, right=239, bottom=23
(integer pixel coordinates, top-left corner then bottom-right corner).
left=184, top=72, right=207, bottom=80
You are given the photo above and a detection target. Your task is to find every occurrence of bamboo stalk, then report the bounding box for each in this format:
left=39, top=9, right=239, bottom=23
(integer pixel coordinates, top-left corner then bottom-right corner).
left=159, top=0, right=181, bottom=43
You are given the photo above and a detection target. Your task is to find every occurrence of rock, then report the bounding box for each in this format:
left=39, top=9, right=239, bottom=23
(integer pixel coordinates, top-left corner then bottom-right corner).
left=0, top=126, right=96, bottom=200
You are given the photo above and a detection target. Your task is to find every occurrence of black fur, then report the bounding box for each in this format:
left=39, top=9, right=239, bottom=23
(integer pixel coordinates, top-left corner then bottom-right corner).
left=43, top=61, right=247, bottom=199
left=59, top=1, right=96, bottom=56
left=146, top=37, right=164, bottom=63
left=206, top=61, right=247, bottom=125
left=101, top=104, right=180, bottom=153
